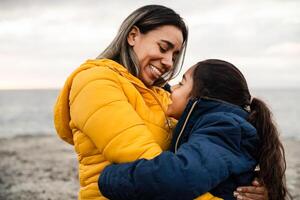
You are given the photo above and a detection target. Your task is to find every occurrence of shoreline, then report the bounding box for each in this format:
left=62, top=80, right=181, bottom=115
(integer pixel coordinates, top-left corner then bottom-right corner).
left=0, top=134, right=299, bottom=199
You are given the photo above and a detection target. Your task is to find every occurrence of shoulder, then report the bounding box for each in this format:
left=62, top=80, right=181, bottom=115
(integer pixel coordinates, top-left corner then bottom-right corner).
left=71, top=60, right=126, bottom=92
left=74, top=61, right=121, bottom=84
left=191, top=112, right=257, bottom=147
left=190, top=112, right=249, bottom=143
left=68, top=60, right=128, bottom=103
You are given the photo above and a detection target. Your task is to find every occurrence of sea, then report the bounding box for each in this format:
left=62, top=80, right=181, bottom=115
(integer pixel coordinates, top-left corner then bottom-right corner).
left=0, top=89, right=299, bottom=139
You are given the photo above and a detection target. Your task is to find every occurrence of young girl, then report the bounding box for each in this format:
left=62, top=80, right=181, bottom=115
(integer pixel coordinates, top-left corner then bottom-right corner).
left=98, top=59, right=289, bottom=200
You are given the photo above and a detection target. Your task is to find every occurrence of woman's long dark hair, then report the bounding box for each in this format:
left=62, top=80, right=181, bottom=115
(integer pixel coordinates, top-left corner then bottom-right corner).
left=98, top=5, right=188, bottom=86
left=190, top=59, right=290, bottom=200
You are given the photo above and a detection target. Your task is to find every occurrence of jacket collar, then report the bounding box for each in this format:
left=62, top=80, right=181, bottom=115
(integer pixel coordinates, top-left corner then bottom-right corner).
left=87, top=59, right=173, bottom=128
left=54, top=58, right=170, bottom=145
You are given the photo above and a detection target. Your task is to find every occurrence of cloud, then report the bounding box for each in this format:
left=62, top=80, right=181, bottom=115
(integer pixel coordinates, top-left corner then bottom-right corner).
left=0, top=0, right=300, bottom=89
left=265, top=42, right=300, bottom=56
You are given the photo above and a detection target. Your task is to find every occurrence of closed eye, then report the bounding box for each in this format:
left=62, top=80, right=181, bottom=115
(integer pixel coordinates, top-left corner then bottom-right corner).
left=159, top=46, right=167, bottom=53
left=159, top=42, right=178, bottom=63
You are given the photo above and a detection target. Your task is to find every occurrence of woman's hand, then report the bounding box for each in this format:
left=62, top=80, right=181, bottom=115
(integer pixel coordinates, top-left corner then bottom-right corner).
left=233, top=179, right=268, bottom=200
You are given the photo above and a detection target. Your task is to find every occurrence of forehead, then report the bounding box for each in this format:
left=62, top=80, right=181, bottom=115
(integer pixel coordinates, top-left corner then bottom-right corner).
left=146, top=25, right=184, bottom=50
left=184, top=66, right=195, bottom=78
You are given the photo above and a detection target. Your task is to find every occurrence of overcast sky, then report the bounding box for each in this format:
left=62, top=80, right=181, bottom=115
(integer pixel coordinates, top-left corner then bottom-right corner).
left=0, top=0, right=299, bottom=89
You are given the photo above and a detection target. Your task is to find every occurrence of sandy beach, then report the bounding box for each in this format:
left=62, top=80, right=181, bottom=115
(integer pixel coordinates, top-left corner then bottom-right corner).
left=0, top=134, right=299, bottom=200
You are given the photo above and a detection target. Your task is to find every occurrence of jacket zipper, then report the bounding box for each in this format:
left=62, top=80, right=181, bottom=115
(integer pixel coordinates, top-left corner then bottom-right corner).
left=174, top=100, right=198, bottom=153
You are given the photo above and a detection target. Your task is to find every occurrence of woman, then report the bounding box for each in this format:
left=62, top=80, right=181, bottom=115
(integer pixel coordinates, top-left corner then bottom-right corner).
left=54, top=5, right=267, bottom=200
left=99, top=59, right=289, bottom=200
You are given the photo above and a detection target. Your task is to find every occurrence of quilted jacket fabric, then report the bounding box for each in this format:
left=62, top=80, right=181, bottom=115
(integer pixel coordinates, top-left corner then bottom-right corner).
left=53, top=59, right=174, bottom=199
left=99, top=98, right=259, bottom=200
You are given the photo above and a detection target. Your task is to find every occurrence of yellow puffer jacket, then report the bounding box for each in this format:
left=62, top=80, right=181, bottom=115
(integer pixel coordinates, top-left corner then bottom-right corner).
left=54, top=59, right=221, bottom=200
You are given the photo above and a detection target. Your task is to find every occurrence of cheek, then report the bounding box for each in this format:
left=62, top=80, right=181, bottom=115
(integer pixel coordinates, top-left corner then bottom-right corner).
left=134, top=43, right=160, bottom=65
left=178, top=99, right=188, bottom=113
left=166, top=97, right=187, bottom=119
left=166, top=104, right=172, bottom=117
left=166, top=103, right=177, bottom=119
left=166, top=97, right=177, bottom=115
left=133, top=45, right=145, bottom=63
left=176, top=95, right=191, bottom=115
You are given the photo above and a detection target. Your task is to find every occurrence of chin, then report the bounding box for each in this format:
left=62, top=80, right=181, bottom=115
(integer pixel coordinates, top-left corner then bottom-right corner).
left=172, top=115, right=180, bottom=120
left=166, top=110, right=178, bottom=120
left=166, top=109, right=172, bottom=117
left=143, top=78, right=154, bottom=87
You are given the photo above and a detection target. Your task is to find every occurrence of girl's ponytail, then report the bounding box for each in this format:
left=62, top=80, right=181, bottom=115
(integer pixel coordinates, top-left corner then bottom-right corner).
left=247, top=97, right=290, bottom=200
left=191, top=59, right=291, bottom=199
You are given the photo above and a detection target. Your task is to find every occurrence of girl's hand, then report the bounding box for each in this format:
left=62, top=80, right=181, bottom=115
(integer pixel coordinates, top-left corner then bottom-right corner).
left=233, top=179, right=268, bottom=200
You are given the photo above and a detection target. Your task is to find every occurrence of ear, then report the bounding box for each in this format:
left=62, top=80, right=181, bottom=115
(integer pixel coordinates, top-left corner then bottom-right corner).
left=127, top=26, right=140, bottom=46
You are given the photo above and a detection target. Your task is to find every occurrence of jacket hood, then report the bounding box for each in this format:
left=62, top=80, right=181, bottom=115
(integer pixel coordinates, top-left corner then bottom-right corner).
left=53, top=59, right=154, bottom=145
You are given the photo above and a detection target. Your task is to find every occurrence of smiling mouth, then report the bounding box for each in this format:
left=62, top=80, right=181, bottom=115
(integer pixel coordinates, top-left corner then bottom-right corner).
left=149, top=65, right=163, bottom=79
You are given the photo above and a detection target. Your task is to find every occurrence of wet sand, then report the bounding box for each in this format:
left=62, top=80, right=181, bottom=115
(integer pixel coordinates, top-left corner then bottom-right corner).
left=0, top=134, right=299, bottom=199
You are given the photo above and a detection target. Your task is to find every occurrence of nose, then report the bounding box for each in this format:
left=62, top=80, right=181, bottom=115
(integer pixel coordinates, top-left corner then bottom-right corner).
left=161, top=53, right=173, bottom=72
left=170, top=85, right=177, bottom=93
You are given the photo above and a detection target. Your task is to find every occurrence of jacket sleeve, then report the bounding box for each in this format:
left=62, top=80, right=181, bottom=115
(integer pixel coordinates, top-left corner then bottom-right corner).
left=99, top=116, right=257, bottom=200
left=69, top=67, right=162, bottom=163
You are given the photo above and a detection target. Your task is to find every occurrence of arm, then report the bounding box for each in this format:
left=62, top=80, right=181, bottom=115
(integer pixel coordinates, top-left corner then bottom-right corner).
left=99, top=118, right=257, bottom=200
left=69, top=67, right=163, bottom=162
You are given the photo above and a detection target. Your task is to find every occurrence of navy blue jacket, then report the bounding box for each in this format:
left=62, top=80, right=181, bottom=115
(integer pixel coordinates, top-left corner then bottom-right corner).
left=99, top=98, right=259, bottom=200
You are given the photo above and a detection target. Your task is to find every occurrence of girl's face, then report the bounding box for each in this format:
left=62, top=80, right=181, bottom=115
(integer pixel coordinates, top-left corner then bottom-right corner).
left=166, top=67, right=194, bottom=120
left=127, top=25, right=183, bottom=86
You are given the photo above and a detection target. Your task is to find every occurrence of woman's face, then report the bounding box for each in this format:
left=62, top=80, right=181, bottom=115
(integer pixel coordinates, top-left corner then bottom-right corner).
left=127, top=25, right=184, bottom=86
left=166, top=67, right=194, bottom=120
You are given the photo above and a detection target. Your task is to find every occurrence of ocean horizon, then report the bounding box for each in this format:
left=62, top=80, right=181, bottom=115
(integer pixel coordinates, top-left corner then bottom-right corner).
left=0, top=88, right=299, bottom=139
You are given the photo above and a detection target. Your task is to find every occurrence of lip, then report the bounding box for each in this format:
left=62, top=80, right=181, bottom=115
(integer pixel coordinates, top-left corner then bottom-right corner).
left=149, top=64, right=164, bottom=79
left=150, top=64, right=164, bottom=74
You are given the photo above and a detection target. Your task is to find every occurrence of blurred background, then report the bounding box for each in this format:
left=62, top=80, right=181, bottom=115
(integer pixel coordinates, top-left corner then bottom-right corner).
left=0, top=0, right=300, bottom=199
left=0, top=0, right=299, bottom=138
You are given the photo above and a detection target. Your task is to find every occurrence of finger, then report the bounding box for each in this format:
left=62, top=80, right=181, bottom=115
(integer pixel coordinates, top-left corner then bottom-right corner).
left=233, top=191, right=239, bottom=197
left=237, top=192, right=265, bottom=200
left=236, top=195, right=256, bottom=200
left=252, top=179, right=260, bottom=186
left=236, top=186, right=265, bottom=194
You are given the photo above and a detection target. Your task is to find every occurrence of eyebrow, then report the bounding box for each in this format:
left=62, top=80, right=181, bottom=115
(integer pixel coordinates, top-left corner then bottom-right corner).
left=182, top=74, right=186, bottom=81
left=161, top=40, right=175, bottom=49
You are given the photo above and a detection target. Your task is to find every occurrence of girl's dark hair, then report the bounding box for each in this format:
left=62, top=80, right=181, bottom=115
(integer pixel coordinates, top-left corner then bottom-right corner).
left=191, top=59, right=290, bottom=200
left=98, top=5, right=188, bottom=86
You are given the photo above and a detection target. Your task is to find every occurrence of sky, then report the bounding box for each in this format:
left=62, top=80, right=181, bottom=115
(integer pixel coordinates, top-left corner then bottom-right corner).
left=0, top=0, right=299, bottom=89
